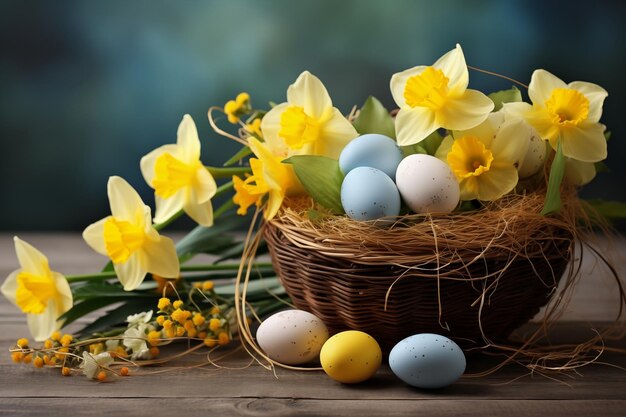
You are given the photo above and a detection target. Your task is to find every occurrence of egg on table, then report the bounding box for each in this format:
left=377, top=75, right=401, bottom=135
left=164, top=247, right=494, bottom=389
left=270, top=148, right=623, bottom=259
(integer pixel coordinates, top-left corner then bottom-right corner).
left=320, top=330, right=382, bottom=383
left=395, top=154, right=460, bottom=214
left=339, top=133, right=404, bottom=180
left=389, top=333, right=466, bottom=389
left=341, top=167, right=401, bottom=221
left=256, top=310, right=329, bottom=365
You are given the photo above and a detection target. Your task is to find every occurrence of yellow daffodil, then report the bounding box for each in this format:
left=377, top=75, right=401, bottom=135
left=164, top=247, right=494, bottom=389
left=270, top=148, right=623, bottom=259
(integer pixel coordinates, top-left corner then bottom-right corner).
left=82, top=176, right=180, bottom=291
left=435, top=114, right=529, bottom=201
left=261, top=71, right=358, bottom=159
left=224, top=92, right=251, bottom=124
left=232, top=138, right=301, bottom=220
left=391, top=44, right=494, bottom=147
left=503, top=69, right=608, bottom=163
left=565, top=158, right=596, bottom=186
left=1, top=237, right=73, bottom=341
left=140, top=115, right=217, bottom=227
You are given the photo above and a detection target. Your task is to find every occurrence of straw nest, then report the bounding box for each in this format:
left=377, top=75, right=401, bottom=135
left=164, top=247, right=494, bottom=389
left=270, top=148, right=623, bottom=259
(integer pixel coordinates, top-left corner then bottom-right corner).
left=263, top=190, right=586, bottom=353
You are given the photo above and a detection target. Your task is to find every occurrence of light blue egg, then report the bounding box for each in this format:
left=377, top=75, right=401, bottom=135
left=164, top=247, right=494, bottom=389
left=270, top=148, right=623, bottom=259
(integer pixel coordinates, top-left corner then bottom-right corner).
left=339, top=134, right=403, bottom=180
left=341, top=167, right=401, bottom=221
left=389, top=333, right=466, bottom=389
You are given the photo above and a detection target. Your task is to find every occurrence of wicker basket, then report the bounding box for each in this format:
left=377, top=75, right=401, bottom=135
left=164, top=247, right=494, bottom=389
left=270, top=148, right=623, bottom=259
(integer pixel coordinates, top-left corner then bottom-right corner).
left=263, top=193, right=575, bottom=353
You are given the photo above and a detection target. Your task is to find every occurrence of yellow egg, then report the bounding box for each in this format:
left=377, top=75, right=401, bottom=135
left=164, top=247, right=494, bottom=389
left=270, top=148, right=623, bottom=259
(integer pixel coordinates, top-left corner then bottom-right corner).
left=320, top=330, right=382, bottom=383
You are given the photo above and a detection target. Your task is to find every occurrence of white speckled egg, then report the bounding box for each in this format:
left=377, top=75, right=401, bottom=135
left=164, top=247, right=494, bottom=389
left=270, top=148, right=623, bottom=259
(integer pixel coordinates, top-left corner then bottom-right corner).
left=341, top=167, right=401, bottom=221
left=395, top=154, right=460, bottom=214
left=389, top=333, right=466, bottom=389
left=256, top=310, right=329, bottom=365
left=518, top=131, right=547, bottom=178
left=320, top=331, right=382, bottom=383
left=339, top=134, right=404, bottom=180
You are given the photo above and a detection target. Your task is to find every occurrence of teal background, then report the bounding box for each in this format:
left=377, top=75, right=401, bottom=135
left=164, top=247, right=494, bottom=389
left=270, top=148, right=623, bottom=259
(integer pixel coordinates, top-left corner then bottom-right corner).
left=1, top=0, right=624, bottom=230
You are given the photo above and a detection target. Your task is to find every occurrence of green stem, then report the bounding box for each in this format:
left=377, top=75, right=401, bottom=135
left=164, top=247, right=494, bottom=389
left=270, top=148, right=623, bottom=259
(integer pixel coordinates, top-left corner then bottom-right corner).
left=154, top=210, right=184, bottom=231
left=541, top=139, right=566, bottom=215
left=207, top=166, right=251, bottom=179
left=66, top=262, right=274, bottom=283
left=215, top=180, right=234, bottom=197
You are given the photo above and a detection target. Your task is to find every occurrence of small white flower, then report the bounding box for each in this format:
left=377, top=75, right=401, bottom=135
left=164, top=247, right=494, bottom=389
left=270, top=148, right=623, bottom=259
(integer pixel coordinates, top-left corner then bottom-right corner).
left=80, top=351, right=113, bottom=379
left=123, top=326, right=151, bottom=360
left=126, top=310, right=153, bottom=326
left=105, top=338, right=121, bottom=352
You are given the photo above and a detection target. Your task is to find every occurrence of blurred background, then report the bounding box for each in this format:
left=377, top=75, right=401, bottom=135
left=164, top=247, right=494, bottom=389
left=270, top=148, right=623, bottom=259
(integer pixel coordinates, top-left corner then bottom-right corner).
left=1, top=0, right=624, bottom=231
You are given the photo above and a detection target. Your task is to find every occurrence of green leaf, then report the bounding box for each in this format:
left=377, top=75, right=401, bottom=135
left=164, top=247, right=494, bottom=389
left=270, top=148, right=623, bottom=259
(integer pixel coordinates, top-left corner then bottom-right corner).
left=77, top=299, right=156, bottom=337
left=283, top=155, right=345, bottom=214
left=541, top=141, right=566, bottom=215
left=223, top=146, right=252, bottom=167
left=353, top=96, right=396, bottom=139
left=583, top=199, right=626, bottom=220
left=488, top=86, right=522, bottom=111
left=175, top=215, right=246, bottom=261
left=59, top=297, right=126, bottom=328
left=73, top=282, right=155, bottom=300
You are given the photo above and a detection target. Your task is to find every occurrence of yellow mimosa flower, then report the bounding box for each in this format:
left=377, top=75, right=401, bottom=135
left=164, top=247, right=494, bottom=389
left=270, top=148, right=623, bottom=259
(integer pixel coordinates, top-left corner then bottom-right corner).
left=224, top=92, right=251, bottom=124
left=83, top=176, right=180, bottom=291
left=503, top=69, right=608, bottom=162
left=261, top=71, right=358, bottom=159
left=436, top=114, right=529, bottom=201
left=1, top=237, right=73, bottom=341
left=390, top=44, right=494, bottom=146
left=232, top=138, right=301, bottom=220
left=140, top=115, right=217, bottom=227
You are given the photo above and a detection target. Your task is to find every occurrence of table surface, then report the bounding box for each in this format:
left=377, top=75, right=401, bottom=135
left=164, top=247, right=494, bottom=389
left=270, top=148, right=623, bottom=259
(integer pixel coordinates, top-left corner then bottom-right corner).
left=0, top=233, right=625, bottom=417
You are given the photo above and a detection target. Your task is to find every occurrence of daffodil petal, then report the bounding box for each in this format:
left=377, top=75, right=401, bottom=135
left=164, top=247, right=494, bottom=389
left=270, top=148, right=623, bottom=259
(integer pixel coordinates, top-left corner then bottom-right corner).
left=184, top=198, right=214, bottom=227
left=502, top=101, right=532, bottom=121
left=528, top=69, right=567, bottom=106
left=140, top=144, right=179, bottom=187
left=476, top=167, right=519, bottom=201
left=108, top=176, right=146, bottom=223
left=435, top=135, right=454, bottom=161
left=13, top=237, right=49, bottom=277
left=141, top=237, right=179, bottom=278
left=458, top=177, right=479, bottom=200
left=114, top=253, right=147, bottom=291
left=287, top=71, right=332, bottom=120
left=318, top=108, right=359, bottom=158
left=260, top=102, right=291, bottom=157
left=568, top=81, right=608, bottom=123
left=0, top=270, right=19, bottom=307
left=453, top=112, right=502, bottom=149
left=433, top=43, right=468, bottom=94
left=389, top=66, right=428, bottom=108
left=52, top=272, right=73, bottom=319
left=153, top=191, right=185, bottom=225
left=395, top=107, right=438, bottom=146
left=560, top=123, right=607, bottom=163
left=565, top=158, right=596, bottom=186
left=193, top=167, right=217, bottom=204
left=177, top=114, right=201, bottom=163
left=82, top=217, right=110, bottom=256
left=264, top=190, right=285, bottom=221
left=490, top=118, right=529, bottom=165
left=248, top=138, right=284, bottom=190
left=436, top=89, right=494, bottom=131
left=27, top=299, right=59, bottom=341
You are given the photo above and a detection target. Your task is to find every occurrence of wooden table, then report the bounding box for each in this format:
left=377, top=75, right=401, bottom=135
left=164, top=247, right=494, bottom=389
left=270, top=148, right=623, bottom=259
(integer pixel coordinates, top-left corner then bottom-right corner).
left=1, top=233, right=625, bottom=416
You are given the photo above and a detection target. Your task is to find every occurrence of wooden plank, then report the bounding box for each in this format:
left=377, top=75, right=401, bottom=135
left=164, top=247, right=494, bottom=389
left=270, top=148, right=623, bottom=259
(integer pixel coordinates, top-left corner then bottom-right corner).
left=0, top=398, right=624, bottom=417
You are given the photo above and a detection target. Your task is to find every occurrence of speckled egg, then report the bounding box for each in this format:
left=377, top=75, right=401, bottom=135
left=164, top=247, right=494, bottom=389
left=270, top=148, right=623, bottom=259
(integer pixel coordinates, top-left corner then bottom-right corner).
left=395, top=154, right=460, bottom=214
left=389, top=333, right=466, bottom=389
left=256, top=310, right=329, bottom=365
left=320, top=330, right=382, bottom=383
left=341, top=167, right=401, bottom=221
left=339, top=134, right=404, bottom=180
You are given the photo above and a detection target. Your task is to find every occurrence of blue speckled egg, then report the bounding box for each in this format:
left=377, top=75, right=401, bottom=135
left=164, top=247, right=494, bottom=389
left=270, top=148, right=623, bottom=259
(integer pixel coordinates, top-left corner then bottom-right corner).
left=341, top=167, right=401, bottom=221
left=339, top=134, right=403, bottom=180
left=389, top=333, right=466, bottom=389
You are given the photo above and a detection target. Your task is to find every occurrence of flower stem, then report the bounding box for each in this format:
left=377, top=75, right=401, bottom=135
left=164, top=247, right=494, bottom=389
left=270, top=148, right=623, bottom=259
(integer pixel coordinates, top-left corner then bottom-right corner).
left=207, top=166, right=251, bottom=178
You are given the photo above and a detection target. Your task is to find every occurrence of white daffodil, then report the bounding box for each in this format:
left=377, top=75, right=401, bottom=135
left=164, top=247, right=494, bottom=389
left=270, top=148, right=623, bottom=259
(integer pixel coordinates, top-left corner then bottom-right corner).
left=126, top=310, right=153, bottom=326
left=82, top=176, right=180, bottom=291
left=391, top=44, right=494, bottom=146
left=503, top=69, right=608, bottom=163
left=261, top=71, right=358, bottom=159
left=123, top=326, right=151, bottom=360
left=0, top=237, right=73, bottom=341
left=80, top=351, right=114, bottom=379
left=141, top=115, right=217, bottom=227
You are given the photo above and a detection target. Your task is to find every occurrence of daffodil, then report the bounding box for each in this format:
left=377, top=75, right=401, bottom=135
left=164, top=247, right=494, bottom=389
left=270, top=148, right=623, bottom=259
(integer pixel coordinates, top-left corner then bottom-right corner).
left=503, top=69, right=608, bottom=162
left=261, top=71, right=358, bottom=159
left=140, top=115, right=217, bottom=227
left=232, top=138, right=301, bottom=220
left=0, top=237, right=73, bottom=341
left=436, top=114, right=529, bottom=201
left=564, top=158, right=596, bottom=186
left=390, top=44, right=494, bottom=147
left=82, top=176, right=180, bottom=291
